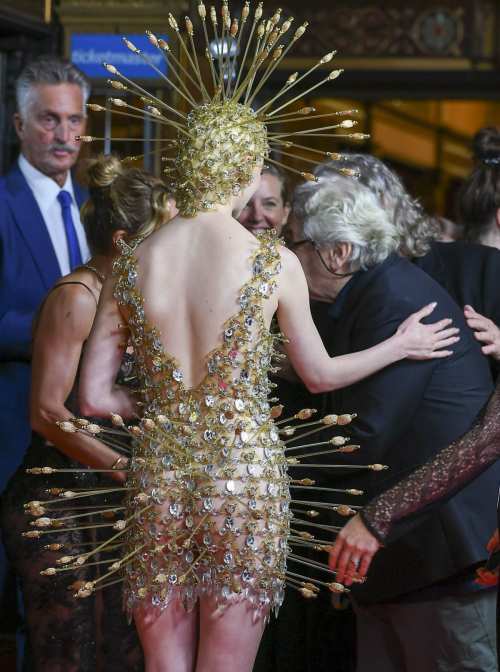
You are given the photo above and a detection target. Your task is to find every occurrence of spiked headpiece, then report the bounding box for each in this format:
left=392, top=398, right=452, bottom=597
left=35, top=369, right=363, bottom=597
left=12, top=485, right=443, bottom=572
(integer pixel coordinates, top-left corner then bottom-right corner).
left=77, top=1, right=369, bottom=217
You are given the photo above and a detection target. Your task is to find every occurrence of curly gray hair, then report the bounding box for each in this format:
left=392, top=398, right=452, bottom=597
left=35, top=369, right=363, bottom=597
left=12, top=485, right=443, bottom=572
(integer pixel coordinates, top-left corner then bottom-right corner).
left=313, top=154, right=440, bottom=258
left=15, top=55, right=91, bottom=117
left=300, top=177, right=399, bottom=270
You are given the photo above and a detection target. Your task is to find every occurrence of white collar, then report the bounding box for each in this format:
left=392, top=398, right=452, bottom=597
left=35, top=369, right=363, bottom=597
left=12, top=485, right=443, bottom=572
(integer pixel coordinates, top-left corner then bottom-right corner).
left=18, top=153, right=75, bottom=207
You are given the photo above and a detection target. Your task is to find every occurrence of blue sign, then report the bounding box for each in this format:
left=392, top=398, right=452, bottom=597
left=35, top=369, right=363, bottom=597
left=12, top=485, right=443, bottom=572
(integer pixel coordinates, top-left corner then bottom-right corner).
left=71, top=34, right=168, bottom=79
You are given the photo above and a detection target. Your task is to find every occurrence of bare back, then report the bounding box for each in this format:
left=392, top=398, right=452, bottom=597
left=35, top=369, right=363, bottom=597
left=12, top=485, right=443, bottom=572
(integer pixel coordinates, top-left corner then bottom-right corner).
left=125, top=214, right=280, bottom=389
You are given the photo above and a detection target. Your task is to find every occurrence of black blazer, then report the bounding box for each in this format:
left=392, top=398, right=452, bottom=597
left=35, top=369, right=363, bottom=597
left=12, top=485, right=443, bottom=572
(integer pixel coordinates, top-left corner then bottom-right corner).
left=299, top=254, right=500, bottom=605
left=414, top=241, right=500, bottom=327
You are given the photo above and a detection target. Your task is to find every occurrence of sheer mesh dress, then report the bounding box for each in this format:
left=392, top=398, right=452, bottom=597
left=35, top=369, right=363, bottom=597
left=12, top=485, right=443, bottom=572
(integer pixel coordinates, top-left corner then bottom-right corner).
left=361, top=383, right=500, bottom=546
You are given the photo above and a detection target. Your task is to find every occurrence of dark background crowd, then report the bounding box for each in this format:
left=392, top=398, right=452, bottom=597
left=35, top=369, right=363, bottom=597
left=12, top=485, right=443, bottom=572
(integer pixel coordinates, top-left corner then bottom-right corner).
left=3, top=2, right=500, bottom=671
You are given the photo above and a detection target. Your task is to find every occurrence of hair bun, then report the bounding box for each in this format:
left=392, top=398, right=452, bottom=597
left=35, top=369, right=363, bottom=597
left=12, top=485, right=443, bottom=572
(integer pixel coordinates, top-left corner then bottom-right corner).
left=86, top=154, right=124, bottom=190
left=472, top=127, right=500, bottom=162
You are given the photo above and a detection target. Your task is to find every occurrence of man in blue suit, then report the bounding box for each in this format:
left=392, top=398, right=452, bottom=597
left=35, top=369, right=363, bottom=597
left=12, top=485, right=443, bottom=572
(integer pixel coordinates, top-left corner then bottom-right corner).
left=0, top=55, right=91, bottom=497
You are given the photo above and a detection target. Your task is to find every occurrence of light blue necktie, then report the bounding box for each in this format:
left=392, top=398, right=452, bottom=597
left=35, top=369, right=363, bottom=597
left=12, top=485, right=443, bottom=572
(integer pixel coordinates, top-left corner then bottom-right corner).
left=57, top=190, right=83, bottom=270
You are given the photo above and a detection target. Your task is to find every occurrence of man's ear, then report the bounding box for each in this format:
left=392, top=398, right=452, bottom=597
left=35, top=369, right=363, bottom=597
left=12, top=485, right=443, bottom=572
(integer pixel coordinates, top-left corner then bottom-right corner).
left=13, top=113, right=25, bottom=141
left=495, top=208, right=500, bottom=229
left=282, top=202, right=291, bottom=226
left=327, top=242, right=351, bottom=271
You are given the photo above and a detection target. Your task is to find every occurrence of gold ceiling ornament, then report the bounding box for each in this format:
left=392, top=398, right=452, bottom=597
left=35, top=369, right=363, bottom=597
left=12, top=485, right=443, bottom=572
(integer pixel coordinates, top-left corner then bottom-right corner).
left=77, top=0, right=369, bottom=217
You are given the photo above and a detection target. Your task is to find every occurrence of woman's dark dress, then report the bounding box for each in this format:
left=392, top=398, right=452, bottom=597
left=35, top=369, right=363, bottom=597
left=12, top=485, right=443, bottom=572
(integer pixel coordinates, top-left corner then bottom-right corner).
left=0, top=282, right=144, bottom=671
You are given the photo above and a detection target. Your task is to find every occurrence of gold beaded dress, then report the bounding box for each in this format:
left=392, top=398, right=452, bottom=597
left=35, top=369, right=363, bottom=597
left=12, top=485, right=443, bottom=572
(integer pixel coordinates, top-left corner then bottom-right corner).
left=25, top=231, right=369, bottom=619
left=22, top=1, right=376, bottom=618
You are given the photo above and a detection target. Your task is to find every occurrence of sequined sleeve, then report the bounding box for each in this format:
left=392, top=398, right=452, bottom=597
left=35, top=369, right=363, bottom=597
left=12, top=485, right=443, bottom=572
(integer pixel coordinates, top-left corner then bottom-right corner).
left=361, top=383, right=500, bottom=545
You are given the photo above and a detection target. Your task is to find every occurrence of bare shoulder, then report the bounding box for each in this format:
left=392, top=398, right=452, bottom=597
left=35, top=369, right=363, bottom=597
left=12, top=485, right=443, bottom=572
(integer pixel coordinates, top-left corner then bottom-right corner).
left=277, top=244, right=306, bottom=277
left=37, top=276, right=98, bottom=337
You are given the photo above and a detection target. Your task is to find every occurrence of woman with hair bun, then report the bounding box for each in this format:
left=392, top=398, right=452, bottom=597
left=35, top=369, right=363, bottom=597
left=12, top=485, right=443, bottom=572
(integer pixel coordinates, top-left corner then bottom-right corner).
left=0, top=154, right=173, bottom=672
left=460, top=126, right=500, bottom=248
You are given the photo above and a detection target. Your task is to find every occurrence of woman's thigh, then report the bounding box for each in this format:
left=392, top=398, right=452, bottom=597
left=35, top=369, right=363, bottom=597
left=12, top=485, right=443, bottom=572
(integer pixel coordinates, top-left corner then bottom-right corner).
left=196, top=595, right=267, bottom=672
left=134, top=596, right=199, bottom=672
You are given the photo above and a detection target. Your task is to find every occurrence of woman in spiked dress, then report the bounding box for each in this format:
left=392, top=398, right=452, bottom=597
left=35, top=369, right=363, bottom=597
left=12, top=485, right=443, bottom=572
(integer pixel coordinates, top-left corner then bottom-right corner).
left=26, top=4, right=460, bottom=671
left=0, top=155, right=173, bottom=671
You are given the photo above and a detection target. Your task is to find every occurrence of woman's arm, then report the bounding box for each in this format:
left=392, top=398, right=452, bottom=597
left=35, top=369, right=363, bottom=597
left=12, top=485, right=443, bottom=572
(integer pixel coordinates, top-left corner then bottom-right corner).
left=79, top=275, right=138, bottom=418
left=329, top=380, right=500, bottom=585
left=276, top=248, right=459, bottom=393
left=30, top=284, right=129, bottom=482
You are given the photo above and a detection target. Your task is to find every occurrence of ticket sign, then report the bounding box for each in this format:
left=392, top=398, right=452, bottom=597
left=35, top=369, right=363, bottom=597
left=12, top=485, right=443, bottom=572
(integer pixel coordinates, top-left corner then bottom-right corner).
left=71, top=34, right=167, bottom=79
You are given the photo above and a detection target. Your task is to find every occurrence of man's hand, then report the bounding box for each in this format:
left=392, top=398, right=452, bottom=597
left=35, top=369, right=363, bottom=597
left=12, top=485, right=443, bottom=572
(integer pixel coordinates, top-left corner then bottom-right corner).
left=464, top=305, right=500, bottom=361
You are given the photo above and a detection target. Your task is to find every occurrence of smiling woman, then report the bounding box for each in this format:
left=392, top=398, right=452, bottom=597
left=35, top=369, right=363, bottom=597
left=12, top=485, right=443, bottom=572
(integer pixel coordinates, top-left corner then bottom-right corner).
left=237, top=164, right=291, bottom=236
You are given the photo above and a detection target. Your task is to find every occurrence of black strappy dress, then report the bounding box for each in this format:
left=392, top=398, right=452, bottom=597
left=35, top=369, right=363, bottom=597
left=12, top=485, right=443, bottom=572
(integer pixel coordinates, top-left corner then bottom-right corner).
left=0, top=281, right=144, bottom=672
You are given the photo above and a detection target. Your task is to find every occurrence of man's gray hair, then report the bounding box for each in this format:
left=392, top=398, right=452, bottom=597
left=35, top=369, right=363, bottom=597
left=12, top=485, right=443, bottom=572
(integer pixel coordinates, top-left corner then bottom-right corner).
left=314, top=154, right=440, bottom=259
left=15, top=55, right=91, bottom=117
left=299, top=176, right=399, bottom=270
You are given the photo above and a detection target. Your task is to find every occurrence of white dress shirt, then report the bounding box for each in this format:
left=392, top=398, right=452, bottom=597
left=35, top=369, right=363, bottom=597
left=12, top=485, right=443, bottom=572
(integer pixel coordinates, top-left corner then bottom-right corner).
left=18, top=154, right=90, bottom=276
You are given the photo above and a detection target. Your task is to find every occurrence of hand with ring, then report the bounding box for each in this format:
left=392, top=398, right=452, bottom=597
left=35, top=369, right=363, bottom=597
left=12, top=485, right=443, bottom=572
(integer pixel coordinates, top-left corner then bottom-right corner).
left=329, top=513, right=382, bottom=585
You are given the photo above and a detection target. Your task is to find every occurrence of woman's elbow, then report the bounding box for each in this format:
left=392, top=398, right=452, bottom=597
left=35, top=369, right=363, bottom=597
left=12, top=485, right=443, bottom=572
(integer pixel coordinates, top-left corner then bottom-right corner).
left=79, top=395, right=102, bottom=417
left=30, top=407, right=56, bottom=435
left=304, top=377, right=332, bottom=394
left=79, top=379, right=104, bottom=417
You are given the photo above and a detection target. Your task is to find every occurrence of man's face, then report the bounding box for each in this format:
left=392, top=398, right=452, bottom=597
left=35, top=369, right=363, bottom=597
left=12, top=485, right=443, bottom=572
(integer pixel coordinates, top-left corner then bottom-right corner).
left=238, top=173, right=290, bottom=235
left=14, top=83, right=87, bottom=182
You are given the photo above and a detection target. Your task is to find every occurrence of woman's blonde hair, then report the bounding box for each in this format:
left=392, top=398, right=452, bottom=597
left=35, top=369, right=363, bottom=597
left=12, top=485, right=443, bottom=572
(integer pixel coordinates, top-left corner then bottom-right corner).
left=80, top=154, right=174, bottom=255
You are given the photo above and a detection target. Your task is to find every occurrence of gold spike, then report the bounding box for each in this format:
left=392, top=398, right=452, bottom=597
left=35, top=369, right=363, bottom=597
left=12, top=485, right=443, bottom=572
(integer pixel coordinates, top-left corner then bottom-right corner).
left=264, top=110, right=357, bottom=124
left=149, top=30, right=208, bottom=97
left=168, top=13, right=179, bottom=31
left=269, top=132, right=370, bottom=140
left=328, top=582, right=349, bottom=593
left=288, top=462, right=375, bottom=469
left=261, top=145, right=335, bottom=170
left=297, top=408, right=316, bottom=420
left=274, top=120, right=357, bottom=138
left=294, top=22, right=308, bottom=39
left=108, top=98, right=193, bottom=137
left=101, top=58, right=187, bottom=120
left=300, top=588, right=316, bottom=599
left=269, top=138, right=345, bottom=162
left=333, top=505, right=356, bottom=516
left=269, top=106, right=316, bottom=118
left=184, top=17, right=211, bottom=102
left=233, top=4, right=262, bottom=95
left=108, top=80, right=127, bottom=90
left=102, top=62, right=119, bottom=75
left=122, top=36, right=198, bottom=107
left=198, top=1, right=206, bottom=19
left=267, top=69, right=345, bottom=117
left=255, top=154, right=318, bottom=182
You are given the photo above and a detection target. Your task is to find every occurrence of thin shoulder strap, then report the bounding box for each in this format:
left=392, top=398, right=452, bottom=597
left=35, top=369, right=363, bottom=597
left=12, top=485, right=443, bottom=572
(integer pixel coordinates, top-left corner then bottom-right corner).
left=50, top=281, right=98, bottom=306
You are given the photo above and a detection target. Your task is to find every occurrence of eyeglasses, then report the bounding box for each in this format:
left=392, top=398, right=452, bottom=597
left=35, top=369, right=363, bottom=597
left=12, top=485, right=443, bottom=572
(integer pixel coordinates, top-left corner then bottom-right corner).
left=287, top=238, right=358, bottom=277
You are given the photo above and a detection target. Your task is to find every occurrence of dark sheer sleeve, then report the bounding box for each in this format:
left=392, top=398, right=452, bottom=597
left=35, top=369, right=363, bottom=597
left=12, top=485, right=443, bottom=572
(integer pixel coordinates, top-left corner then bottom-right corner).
left=361, top=382, right=500, bottom=546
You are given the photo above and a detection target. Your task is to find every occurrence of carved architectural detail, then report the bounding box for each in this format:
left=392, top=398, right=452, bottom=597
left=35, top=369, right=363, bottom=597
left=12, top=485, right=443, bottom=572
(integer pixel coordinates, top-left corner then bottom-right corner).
left=279, top=3, right=471, bottom=59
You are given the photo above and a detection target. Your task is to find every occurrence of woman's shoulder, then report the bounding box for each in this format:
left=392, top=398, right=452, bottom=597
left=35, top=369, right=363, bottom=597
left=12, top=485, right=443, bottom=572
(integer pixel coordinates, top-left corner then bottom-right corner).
left=41, top=274, right=99, bottom=318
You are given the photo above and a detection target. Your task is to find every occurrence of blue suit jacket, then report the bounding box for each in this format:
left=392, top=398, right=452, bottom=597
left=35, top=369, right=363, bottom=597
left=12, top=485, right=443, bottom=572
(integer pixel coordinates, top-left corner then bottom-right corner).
left=0, top=162, right=87, bottom=492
